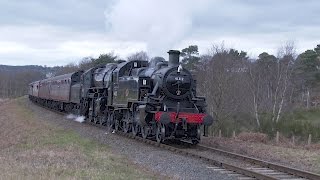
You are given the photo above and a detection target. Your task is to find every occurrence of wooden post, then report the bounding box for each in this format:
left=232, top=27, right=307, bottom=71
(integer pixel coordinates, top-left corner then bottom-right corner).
left=219, top=129, right=222, bottom=138
left=308, top=134, right=312, bottom=146
left=232, top=130, right=236, bottom=139
left=276, top=131, right=279, bottom=144
left=203, top=125, right=208, bottom=137
left=292, top=135, right=295, bottom=145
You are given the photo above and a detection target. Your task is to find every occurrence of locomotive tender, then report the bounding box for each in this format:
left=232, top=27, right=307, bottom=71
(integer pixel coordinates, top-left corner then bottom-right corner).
left=29, top=50, right=214, bottom=144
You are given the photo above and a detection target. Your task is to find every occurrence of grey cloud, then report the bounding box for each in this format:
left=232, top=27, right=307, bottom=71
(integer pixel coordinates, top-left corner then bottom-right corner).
left=1, top=0, right=320, bottom=66
left=192, top=0, right=320, bottom=35
left=105, top=0, right=320, bottom=57
left=0, top=0, right=113, bottom=32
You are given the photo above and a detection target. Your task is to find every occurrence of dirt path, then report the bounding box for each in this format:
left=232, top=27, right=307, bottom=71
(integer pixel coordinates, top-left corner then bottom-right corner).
left=0, top=97, right=158, bottom=179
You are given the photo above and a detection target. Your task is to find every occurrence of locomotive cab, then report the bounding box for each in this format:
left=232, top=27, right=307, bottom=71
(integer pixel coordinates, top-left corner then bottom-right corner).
left=112, top=60, right=149, bottom=107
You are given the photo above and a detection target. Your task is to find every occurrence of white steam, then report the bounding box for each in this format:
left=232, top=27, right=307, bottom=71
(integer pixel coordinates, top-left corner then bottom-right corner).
left=105, top=0, right=208, bottom=55
left=66, top=114, right=86, bottom=123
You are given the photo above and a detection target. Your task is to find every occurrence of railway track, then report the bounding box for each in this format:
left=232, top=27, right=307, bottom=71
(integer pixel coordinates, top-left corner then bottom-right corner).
left=196, top=144, right=320, bottom=180
left=36, top=103, right=320, bottom=180
left=112, top=130, right=318, bottom=180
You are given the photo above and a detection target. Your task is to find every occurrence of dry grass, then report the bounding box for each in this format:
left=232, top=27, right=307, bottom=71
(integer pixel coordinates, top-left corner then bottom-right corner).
left=236, top=132, right=268, bottom=143
left=0, top=97, right=157, bottom=179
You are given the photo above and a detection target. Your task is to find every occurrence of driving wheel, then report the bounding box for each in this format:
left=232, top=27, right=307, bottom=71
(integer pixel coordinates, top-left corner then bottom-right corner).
left=141, top=125, right=149, bottom=139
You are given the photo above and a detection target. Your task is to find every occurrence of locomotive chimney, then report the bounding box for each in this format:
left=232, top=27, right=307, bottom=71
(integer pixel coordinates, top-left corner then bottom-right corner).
left=168, top=50, right=180, bottom=67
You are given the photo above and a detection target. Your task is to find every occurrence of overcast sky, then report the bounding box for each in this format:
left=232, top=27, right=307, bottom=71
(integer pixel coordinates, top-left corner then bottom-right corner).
left=0, top=0, right=319, bottom=66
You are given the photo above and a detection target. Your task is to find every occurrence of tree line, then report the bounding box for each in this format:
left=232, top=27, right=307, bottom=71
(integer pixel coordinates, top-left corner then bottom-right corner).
left=181, top=43, right=320, bottom=139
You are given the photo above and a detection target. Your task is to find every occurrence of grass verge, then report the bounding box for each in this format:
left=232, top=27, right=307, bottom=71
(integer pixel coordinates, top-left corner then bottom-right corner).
left=0, top=97, right=157, bottom=179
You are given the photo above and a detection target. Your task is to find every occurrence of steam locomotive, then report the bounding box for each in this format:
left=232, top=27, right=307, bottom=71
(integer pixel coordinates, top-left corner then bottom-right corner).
left=29, top=50, right=214, bottom=144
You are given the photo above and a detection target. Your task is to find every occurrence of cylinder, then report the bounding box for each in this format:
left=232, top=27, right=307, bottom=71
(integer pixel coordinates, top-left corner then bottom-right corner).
left=168, top=50, right=180, bottom=67
left=203, top=115, right=214, bottom=126
left=160, top=112, right=171, bottom=124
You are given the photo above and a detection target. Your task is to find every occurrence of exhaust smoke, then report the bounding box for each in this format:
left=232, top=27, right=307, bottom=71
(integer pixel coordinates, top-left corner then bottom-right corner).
left=66, top=114, right=85, bottom=123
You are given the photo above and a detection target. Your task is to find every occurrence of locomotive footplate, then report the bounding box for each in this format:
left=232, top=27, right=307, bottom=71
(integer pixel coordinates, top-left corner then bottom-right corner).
left=155, top=111, right=206, bottom=124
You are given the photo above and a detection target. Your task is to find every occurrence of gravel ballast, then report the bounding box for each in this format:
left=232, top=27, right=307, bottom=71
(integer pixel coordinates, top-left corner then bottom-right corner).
left=25, top=98, right=236, bottom=180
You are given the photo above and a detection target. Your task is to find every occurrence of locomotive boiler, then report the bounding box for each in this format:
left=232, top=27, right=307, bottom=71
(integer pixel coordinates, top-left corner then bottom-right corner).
left=29, top=50, right=214, bottom=144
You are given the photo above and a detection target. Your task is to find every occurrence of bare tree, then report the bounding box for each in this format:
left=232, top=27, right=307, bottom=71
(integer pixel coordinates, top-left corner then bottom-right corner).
left=56, top=63, right=79, bottom=75
left=197, top=44, right=251, bottom=131
left=273, top=42, right=296, bottom=123
left=127, top=51, right=149, bottom=61
left=247, top=42, right=296, bottom=129
left=248, top=61, right=262, bottom=127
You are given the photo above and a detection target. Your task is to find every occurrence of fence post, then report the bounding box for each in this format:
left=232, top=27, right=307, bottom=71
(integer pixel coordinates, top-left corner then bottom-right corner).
left=219, top=129, right=222, bottom=138
left=203, top=125, right=208, bottom=137
left=308, top=134, right=312, bottom=146
left=292, top=135, right=295, bottom=145
left=232, top=130, right=236, bottom=139
left=276, top=131, right=279, bottom=144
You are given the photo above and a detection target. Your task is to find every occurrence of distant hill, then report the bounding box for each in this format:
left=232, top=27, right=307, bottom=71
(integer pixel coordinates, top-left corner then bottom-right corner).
left=0, top=65, right=55, bottom=74
left=0, top=65, right=64, bottom=98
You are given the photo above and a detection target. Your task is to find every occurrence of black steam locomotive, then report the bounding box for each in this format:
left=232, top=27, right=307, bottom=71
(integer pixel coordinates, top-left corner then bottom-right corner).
left=29, top=50, right=214, bottom=144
